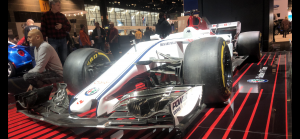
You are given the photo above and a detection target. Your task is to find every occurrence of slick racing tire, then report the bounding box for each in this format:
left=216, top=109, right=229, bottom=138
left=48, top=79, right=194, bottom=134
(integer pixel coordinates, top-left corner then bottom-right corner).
left=8, top=61, right=16, bottom=78
left=183, top=37, right=232, bottom=104
left=236, top=31, right=262, bottom=63
left=63, top=48, right=110, bottom=94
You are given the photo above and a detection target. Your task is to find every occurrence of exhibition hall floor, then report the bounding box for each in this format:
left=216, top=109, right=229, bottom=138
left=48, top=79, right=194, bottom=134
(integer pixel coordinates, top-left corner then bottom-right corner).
left=8, top=51, right=292, bottom=139
left=275, top=33, right=292, bottom=42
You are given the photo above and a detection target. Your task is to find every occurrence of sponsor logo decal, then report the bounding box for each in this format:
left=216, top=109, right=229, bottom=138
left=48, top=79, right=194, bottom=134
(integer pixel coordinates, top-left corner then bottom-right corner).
left=77, top=100, right=84, bottom=104
left=94, top=80, right=110, bottom=85
left=85, top=87, right=99, bottom=96
left=186, top=39, right=193, bottom=42
left=172, top=93, right=187, bottom=115
left=255, top=67, right=268, bottom=78
left=247, top=79, right=268, bottom=83
left=160, top=42, right=177, bottom=46
left=87, top=52, right=110, bottom=66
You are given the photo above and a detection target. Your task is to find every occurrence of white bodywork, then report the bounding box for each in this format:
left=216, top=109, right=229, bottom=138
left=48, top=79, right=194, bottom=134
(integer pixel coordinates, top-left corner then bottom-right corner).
left=69, top=24, right=238, bottom=117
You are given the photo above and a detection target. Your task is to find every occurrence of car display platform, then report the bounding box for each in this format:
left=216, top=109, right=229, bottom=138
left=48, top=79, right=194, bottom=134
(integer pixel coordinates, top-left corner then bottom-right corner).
left=8, top=51, right=292, bottom=139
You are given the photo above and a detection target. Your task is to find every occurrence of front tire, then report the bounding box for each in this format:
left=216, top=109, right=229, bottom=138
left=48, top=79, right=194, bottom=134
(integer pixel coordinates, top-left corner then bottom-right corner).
left=63, top=48, right=110, bottom=94
left=183, top=37, right=232, bottom=104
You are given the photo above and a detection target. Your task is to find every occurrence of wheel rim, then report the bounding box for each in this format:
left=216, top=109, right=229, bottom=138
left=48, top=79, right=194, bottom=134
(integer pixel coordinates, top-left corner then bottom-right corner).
left=8, top=63, right=12, bottom=77
left=223, top=48, right=232, bottom=95
left=83, top=54, right=110, bottom=85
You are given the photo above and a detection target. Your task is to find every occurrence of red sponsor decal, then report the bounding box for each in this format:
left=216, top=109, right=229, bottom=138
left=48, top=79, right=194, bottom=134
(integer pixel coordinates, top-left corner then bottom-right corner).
left=212, top=24, right=216, bottom=27
left=186, top=39, right=194, bottom=42
left=224, top=23, right=227, bottom=26
left=77, top=100, right=84, bottom=104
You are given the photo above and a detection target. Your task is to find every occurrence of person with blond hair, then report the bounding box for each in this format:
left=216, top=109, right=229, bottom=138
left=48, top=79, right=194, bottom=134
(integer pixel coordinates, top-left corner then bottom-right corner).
left=281, top=16, right=290, bottom=38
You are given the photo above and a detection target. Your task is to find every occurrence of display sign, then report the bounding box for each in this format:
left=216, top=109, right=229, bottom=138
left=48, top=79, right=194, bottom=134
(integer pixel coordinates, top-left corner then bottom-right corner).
left=274, top=0, right=288, bottom=19
left=39, top=0, right=50, bottom=12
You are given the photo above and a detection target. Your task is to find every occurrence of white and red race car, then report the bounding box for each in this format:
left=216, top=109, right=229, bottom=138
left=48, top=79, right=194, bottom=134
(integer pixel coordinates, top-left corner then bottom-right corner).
left=15, top=17, right=262, bottom=138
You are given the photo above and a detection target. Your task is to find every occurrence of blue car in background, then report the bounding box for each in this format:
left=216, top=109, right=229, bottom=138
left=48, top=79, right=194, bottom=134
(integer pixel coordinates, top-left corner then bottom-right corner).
left=8, top=41, right=32, bottom=78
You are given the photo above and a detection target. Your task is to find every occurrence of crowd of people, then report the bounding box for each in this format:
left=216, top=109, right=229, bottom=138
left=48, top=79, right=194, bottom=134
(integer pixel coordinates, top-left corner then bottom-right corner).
left=11, top=0, right=173, bottom=93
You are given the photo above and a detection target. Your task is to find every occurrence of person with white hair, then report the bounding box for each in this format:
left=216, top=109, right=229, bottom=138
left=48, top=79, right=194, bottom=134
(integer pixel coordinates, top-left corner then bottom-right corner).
left=41, top=0, right=71, bottom=65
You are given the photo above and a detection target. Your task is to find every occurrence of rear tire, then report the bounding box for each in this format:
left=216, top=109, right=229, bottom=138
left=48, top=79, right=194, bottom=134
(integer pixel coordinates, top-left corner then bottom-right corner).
left=63, top=48, right=110, bottom=94
left=8, top=62, right=16, bottom=78
left=183, top=37, right=232, bottom=104
left=236, top=31, right=262, bottom=62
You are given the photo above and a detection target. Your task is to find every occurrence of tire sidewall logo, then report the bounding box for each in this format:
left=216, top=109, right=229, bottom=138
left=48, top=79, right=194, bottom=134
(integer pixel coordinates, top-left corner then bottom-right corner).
left=85, top=87, right=99, bottom=96
left=247, top=79, right=268, bottom=83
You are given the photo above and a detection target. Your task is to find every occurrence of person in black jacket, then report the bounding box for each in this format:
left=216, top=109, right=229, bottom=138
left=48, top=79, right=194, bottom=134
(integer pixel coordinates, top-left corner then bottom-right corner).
left=144, top=27, right=152, bottom=41
left=92, top=22, right=106, bottom=51
left=155, top=12, right=171, bottom=39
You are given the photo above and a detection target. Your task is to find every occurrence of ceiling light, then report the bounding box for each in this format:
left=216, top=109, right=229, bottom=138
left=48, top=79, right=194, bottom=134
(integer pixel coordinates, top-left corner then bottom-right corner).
left=74, top=14, right=76, bottom=16
left=126, top=10, right=128, bottom=12
left=172, top=2, right=175, bottom=3
left=68, top=14, right=70, bottom=16
left=78, top=13, right=79, bottom=15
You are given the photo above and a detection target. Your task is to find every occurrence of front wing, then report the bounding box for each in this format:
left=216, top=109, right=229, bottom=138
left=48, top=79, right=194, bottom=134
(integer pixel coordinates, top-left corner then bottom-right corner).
left=16, top=85, right=206, bottom=133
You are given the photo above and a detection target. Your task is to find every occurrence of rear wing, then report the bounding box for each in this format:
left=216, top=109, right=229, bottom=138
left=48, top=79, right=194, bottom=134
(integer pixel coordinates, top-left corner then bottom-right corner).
left=210, top=21, right=241, bottom=35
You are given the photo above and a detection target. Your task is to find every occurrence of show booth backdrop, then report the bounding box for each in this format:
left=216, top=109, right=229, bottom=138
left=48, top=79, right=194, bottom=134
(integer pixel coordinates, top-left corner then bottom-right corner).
left=274, top=0, right=288, bottom=19
left=8, top=0, right=87, bottom=39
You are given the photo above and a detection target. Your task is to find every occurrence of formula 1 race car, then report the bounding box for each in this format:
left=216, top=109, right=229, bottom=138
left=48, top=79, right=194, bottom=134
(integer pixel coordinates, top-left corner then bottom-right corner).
left=8, top=41, right=32, bottom=78
left=15, top=17, right=262, bottom=138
